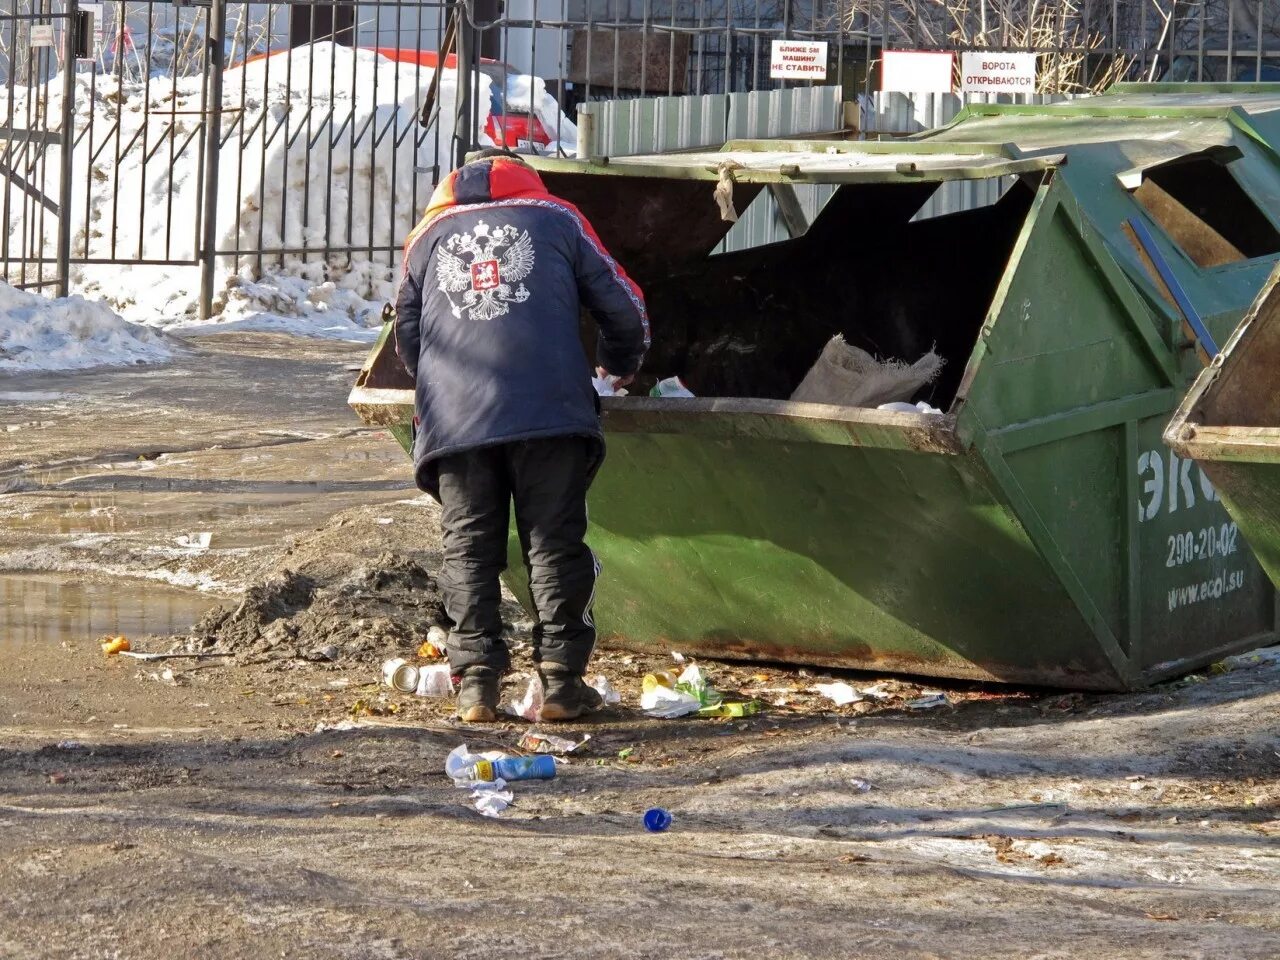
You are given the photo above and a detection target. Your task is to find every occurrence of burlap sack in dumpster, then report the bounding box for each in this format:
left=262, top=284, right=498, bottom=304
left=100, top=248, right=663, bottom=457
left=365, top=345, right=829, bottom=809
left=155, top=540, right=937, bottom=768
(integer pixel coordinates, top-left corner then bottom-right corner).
left=790, top=334, right=944, bottom=408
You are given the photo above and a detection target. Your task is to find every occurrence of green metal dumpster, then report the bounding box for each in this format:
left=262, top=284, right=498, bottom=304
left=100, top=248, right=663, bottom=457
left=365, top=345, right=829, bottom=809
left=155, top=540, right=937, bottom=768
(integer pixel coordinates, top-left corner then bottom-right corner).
left=352, top=83, right=1280, bottom=689
left=1166, top=265, right=1280, bottom=595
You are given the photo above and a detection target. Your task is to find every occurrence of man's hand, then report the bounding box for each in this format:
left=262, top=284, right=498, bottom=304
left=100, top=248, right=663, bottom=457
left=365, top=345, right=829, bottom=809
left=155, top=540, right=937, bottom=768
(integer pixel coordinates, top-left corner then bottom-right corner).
left=596, top=366, right=634, bottom=388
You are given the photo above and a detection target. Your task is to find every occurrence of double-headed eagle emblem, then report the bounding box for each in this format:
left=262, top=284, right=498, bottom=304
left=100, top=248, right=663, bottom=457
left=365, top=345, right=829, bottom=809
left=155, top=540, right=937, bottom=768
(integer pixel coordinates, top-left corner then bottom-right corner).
left=436, top=220, right=535, bottom=321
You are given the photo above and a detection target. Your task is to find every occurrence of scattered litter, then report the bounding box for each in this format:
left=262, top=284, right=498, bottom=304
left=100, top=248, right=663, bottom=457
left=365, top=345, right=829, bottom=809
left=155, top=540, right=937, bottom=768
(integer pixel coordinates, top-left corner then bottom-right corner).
left=446, top=743, right=552, bottom=817
left=99, top=635, right=131, bottom=656
left=55, top=741, right=84, bottom=750
left=314, top=719, right=359, bottom=733
left=671, top=652, right=686, bottom=664
left=849, top=778, right=873, bottom=793
left=418, top=625, right=449, bottom=658
left=518, top=730, right=590, bottom=755
left=382, top=658, right=453, bottom=697
left=906, top=693, right=949, bottom=710
left=640, top=683, right=702, bottom=718
left=876, top=401, right=945, bottom=415
left=641, top=664, right=722, bottom=718
left=618, top=746, right=635, bottom=761
left=173, top=532, right=212, bottom=552
left=473, top=755, right=557, bottom=783
left=374, top=517, right=395, bottom=525
left=146, top=668, right=179, bottom=685
left=813, top=681, right=863, bottom=706
left=592, top=374, right=628, bottom=397
left=791, top=335, right=944, bottom=408
left=119, top=651, right=229, bottom=661
left=643, top=807, right=673, bottom=832
left=472, top=784, right=514, bottom=818
left=698, top=701, right=761, bottom=718
left=383, top=657, right=414, bottom=690
left=414, top=664, right=453, bottom=697
left=649, top=376, right=695, bottom=398
left=505, top=674, right=544, bottom=721
left=589, top=674, right=621, bottom=705
left=859, top=683, right=894, bottom=701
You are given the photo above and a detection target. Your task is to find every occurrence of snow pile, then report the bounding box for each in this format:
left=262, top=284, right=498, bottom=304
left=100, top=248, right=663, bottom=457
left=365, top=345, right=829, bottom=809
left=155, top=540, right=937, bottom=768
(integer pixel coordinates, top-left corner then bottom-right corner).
left=5, top=43, right=575, bottom=340
left=0, top=281, right=172, bottom=372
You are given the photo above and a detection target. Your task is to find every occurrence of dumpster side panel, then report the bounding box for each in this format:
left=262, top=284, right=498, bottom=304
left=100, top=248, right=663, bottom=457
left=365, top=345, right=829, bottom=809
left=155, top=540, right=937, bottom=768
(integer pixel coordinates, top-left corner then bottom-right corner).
left=503, top=427, right=1119, bottom=688
left=1131, top=416, right=1274, bottom=676
left=1202, top=461, right=1280, bottom=592
left=961, top=181, right=1275, bottom=684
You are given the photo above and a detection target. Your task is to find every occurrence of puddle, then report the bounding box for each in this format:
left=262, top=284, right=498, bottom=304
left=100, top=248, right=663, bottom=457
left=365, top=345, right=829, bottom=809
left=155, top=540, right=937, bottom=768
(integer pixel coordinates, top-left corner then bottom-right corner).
left=0, top=573, right=216, bottom=648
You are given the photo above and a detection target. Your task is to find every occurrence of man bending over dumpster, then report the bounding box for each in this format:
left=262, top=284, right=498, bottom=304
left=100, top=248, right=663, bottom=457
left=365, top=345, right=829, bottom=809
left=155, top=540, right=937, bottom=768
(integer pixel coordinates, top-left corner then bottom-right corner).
left=395, top=148, right=649, bottom=723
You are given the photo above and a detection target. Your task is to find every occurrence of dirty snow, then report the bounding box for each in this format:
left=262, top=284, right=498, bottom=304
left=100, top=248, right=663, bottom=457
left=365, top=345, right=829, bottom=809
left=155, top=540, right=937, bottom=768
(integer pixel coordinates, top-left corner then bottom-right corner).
left=0, top=281, right=172, bottom=372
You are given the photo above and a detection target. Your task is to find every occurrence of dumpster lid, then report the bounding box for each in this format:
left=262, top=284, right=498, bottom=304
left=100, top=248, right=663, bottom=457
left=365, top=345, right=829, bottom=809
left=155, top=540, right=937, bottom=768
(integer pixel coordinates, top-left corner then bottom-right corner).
left=528, top=140, right=1065, bottom=185
left=529, top=141, right=1061, bottom=278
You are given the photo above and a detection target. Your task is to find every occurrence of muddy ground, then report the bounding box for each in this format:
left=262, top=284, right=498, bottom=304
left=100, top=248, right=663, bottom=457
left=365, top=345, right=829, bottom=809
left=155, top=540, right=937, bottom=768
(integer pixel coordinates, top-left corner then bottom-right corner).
left=1, top=333, right=1278, bottom=959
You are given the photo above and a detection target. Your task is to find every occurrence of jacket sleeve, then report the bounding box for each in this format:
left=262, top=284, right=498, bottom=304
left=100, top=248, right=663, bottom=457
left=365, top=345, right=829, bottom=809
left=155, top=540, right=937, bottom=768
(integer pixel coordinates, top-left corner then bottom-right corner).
left=571, top=214, right=650, bottom=377
left=394, top=247, right=426, bottom=379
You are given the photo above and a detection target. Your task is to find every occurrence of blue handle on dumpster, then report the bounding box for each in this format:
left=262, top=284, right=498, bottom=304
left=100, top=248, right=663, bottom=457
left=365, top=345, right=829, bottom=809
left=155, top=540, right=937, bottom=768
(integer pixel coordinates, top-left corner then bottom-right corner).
left=1126, top=216, right=1220, bottom=360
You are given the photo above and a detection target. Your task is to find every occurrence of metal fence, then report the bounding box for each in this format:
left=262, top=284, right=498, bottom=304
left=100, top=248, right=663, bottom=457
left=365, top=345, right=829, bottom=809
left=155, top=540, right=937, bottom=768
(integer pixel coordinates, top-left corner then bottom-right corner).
left=1, top=0, right=75, bottom=292
left=1, top=0, right=1276, bottom=313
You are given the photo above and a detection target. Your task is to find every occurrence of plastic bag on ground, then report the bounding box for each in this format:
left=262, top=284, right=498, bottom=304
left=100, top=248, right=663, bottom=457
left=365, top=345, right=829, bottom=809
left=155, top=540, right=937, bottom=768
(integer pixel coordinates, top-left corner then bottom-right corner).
left=641, top=664, right=722, bottom=718
left=505, top=674, right=544, bottom=721
left=814, top=681, right=863, bottom=706
left=590, top=675, right=621, bottom=705
left=791, top=335, right=944, bottom=408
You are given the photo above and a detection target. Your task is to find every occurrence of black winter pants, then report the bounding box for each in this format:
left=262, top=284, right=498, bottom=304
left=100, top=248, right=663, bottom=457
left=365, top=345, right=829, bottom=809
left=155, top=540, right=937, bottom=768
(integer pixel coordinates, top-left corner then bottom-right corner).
left=435, top=436, right=599, bottom=675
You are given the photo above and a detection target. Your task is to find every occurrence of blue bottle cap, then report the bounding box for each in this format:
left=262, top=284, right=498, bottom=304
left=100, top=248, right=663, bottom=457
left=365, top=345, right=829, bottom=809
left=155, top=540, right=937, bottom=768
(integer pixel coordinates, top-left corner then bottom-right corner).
left=643, top=807, right=672, bottom=832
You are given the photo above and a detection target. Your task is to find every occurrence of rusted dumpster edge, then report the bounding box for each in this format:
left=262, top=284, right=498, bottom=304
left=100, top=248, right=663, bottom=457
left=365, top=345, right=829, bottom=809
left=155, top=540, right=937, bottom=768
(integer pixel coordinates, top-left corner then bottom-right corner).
left=601, top=397, right=961, bottom=454
left=1165, top=264, right=1280, bottom=463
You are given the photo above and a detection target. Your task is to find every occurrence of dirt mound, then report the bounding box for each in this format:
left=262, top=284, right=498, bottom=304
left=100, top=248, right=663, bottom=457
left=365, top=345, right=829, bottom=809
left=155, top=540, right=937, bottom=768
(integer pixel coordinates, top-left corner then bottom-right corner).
left=181, top=553, right=448, bottom=663
left=172, top=495, right=455, bottom=664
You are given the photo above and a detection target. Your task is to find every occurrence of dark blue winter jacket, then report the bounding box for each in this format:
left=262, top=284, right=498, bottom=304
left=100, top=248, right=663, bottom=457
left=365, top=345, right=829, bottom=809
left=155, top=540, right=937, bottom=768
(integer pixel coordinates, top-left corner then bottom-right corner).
left=394, top=157, right=649, bottom=495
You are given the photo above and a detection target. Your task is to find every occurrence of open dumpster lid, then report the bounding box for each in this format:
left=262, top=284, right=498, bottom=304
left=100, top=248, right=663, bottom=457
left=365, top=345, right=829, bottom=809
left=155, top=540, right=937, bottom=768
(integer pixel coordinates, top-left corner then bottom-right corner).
left=527, top=140, right=1065, bottom=185
left=527, top=141, right=1062, bottom=279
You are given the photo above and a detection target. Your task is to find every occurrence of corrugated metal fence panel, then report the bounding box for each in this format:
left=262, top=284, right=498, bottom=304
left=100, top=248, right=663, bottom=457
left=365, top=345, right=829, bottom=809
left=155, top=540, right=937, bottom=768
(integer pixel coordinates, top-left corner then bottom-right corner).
left=579, top=86, right=845, bottom=253
left=721, top=86, right=842, bottom=252
left=724, top=85, right=843, bottom=140
left=863, top=91, right=1079, bottom=136
left=592, top=93, right=726, bottom=156
left=582, top=85, right=842, bottom=156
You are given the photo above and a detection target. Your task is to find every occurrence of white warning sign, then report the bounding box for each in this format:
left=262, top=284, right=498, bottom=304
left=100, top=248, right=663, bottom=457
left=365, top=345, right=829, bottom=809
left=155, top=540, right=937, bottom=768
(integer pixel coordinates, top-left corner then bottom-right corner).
left=770, top=40, right=829, bottom=80
left=29, top=24, right=54, bottom=48
left=960, top=52, right=1037, bottom=93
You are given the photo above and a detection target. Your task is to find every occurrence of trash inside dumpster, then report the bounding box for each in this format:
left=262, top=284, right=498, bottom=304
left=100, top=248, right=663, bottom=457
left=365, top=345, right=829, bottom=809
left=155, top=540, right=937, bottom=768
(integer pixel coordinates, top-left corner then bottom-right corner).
left=353, top=84, right=1280, bottom=690
left=1166, top=264, right=1280, bottom=594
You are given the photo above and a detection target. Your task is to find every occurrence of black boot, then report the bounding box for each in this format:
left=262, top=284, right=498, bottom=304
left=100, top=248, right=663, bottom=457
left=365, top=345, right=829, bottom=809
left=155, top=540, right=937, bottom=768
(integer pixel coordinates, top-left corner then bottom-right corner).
left=538, top=664, right=604, bottom=721
left=456, top=666, right=500, bottom=723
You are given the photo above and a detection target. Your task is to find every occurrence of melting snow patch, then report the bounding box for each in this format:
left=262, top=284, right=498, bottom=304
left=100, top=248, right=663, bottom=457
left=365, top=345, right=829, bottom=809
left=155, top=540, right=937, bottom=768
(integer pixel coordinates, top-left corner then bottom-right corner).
left=0, top=282, right=172, bottom=373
